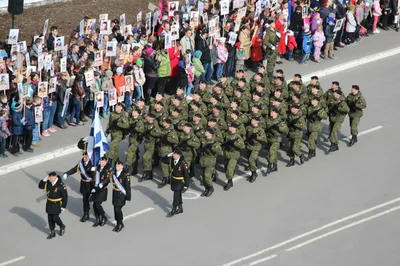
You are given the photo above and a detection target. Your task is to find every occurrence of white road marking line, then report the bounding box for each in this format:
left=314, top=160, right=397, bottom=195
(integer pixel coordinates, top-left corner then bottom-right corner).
left=246, top=255, right=278, bottom=266
left=0, top=256, right=26, bottom=266
left=345, top=126, right=383, bottom=140
left=285, top=205, right=400, bottom=251
left=231, top=125, right=383, bottom=184
left=221, top=196, right=400, bottom=266
left=112, top=207, right=154, bottom=225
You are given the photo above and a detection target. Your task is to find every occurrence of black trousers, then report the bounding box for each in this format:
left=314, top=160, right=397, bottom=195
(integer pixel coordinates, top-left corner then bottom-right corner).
left=156, top=77, right=168, bottom=96
left=10, top=135, right=20, bottom=154
left=48, top=214, right=64, bottom=230
left=23, top=129, right=33, bottom=150
left=173, top=190, right=183, bottom=207
left=114, top=206, right=123, bottom=224
left=82, top=193, right=90, bottom=213
left=93, top=202, right=105, bottom=218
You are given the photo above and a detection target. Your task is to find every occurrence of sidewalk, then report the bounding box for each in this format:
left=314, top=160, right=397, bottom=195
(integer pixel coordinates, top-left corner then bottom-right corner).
left=1, top=30, right=400, bottom=175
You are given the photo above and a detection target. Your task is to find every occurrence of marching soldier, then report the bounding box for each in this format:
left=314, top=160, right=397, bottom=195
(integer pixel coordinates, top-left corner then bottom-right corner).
left=226, top=110, right=247, bottom=136
left=223, top=122, right=245, bottom=190
left=325, top=81, right=341, bottom=103
left=125, top=109, right=145, bottom=176
left=189, top=101, right=208, bottom=126
left=245, top=117, right=267, bottom=182
left=177, top=123, right=201, bottom=189
left=38, top=172, right=68, bottom=239
left=168, top=149, right=190, bottom=217
left=111, top=161, right=131, bottom=232
left=63, top=152, right=94, bottom=222
left=286, top=105, right=307, bottom=167
left=106, top=103, right=129, bottom=167
left=142, top=113, right=163, bottom=181
left=266, top=109, right=289, bottom=173
left=346, top=85, right=367, bottom=147
left=190, top=91, right=208, bottom=114
left=308, top=85, right=326, bottom=110
left=91, top=156, right=112, bottom=227
left=307, top=97, right=328, bottom=159
left=230, top=87, right=249, bottom=113
left=327, top=90, right=350, bottom=153
left=199, top=128, right=223, bottom=197
left=158, top=118, right=179, bottom=188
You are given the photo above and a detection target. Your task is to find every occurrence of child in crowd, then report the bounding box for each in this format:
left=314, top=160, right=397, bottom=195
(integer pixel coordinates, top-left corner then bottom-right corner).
left=300, top=25, right=313, bottom=65
left=235, top=42, right=246, bottom=71
left=10, top=101, right=23, bottom=155
left=193, top=50, right=204, bottom=91
left=23, top=99, right=35, bottom=152
left=286, top=31, right=297, bottom=62
left=101, top=70, right=113, bottom=118
left=0, top=110, right=11, bottom=158
left=32, top=96, right=42, bottom=147
left=313, top=24, right=326, bottom=63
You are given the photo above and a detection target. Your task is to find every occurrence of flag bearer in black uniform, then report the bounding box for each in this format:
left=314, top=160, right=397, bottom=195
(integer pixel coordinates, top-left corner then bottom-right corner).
left=38, top=172, right=68, bottom=239
left=111, top=161, right=132, bottom=232
left=63, top=152, right=94, bottom=222
left=168, top=148, right=190, bottom=217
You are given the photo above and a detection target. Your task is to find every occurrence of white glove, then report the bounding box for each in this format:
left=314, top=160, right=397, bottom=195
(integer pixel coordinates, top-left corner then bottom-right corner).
left=91, top=167, right=96, bottom=171
left=63, top=174, right=68, bottom=180
left=91, top=189, right=96, bottom=193
left=43, top=176, right=49, bottom=182
left=271, top=46, right=276, bottom=51
left=167, top=152, right=173, bottom=157
left=276, top=32, right=281, bottom=38
left=61, top=208, right=65, bottom=212
left=99, top=183, right=103, bottom=189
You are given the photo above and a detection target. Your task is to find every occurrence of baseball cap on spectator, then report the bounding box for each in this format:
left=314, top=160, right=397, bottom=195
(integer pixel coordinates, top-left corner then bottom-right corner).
left=116, top=67, right=123, bottom=74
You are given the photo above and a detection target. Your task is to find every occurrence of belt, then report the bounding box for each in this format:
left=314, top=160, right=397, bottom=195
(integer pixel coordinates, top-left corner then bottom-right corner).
left=113, top=187, right=121, bottom=192
left=81, top=178, right=91, bottom=183
left=171, top=175, right=184, bottom=181
left=48, top=197, right=62, bottom=202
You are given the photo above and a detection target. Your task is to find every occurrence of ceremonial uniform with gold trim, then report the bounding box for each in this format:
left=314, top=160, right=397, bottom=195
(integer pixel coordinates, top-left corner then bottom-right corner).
left=111, top=169, right=131, bottom=231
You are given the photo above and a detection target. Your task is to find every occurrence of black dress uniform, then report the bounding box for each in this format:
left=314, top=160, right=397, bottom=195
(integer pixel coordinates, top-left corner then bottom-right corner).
left=38, top=174, right=68, bottom=239
left=64, top=158, right=94, bottom=222
left=91, top=164, right=111, bottom=227
left=111, top=169, right=131, bottom=232
left=168, top=154, right=189, bottom=217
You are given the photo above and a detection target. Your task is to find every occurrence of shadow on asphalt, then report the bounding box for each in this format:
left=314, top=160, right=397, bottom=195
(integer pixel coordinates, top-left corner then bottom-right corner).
left=9, top=206, right=48, bottom=234
left=132, top=185, right=171, bottom=214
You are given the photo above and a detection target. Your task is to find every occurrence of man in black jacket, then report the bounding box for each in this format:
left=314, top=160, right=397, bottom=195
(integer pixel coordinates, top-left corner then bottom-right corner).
left=111, top=161, right=131, bottom=232
left=38, top=172, right=68, bottom=239
left=46, top=26, right=58, bottom=52
left=91, top=156, right=111, bottom=227
left=195, top=29, right=213, bottom=85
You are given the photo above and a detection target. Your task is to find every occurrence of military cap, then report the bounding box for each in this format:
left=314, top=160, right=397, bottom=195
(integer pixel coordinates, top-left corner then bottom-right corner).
left=100, top=156, right=108, bottom=161
left=183, top=122, right=192, bottom=127
left=174, top=95, right=183, bottom=101
left=311, top=76, right=319, bottom=80
left=213, top=105, right=222, bottom=111
left=275, top=76, right=284, bottom=82
left=116, top=102, right=125, bottom=110
left=275, top=88, right=283, bottom=93
left=173, top=148, right=183, bottom=155
left=294, top=93, right=302, bottom=99
left=292, top=81, right=300, bottom=86
left=115, top=160, right=124, bottom=165
left=191, top=101, right=201, bottom=107
left=257, top=64, right=265, bottom=69
left=274, top=97, right=283, bottom=103
left=209, top=117, right=218, bottom=122
left=146, top=113, right=156, bottom=118
left=206, top=128, right=215, bottom=134
left=164, top=118, right=172, bottom=124
left=82, top=152, right=88, bottom=156
left=332, top=81, right=340, bottom=86
left=270, top=108, right=279, bottom=113
left=254, top=91, right=263, bottom=97
left=256, top=82, right=264, bottom=87
left=291, top=104, right=301, bottom=109
left=312, top=85, right=320, bottom=90
left=294, top=73, right=302, bottom=78
left=352, top=85, right=360, bottom=90
left=48, top=171, right=57, bottom=176
left=251, top=116, right=261, bottom=121
left=276, top=69, right=284, bottom=74
left=239, top=77, right=247, bottom=83
left=199, top=80, right=207, bottom=85
left=231, top=110, right=240, bottom=116
left=194, top=113, right=202, bottom=118
left=236, top=87, right=244, bottom=93
left=155, top=101, right=164, bottom=106
left=253, top=104, right=262, bottom=110
left=256, top=73, right=264, bottom=78
left=230, top=122, right=240, bottom=128
left=192, top=90, right=200, bottom=95
left=311, top=96, right=320, bottom=101
left=334, top=90, right=343, bottom=95
left=172, top=107, right=182, bottom=113
left=214, top=83, right=223, bottom=89
left=236, top=69, right=245, bottom=73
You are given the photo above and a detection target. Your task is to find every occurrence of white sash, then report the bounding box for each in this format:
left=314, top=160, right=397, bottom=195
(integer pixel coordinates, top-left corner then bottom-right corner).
left=113, top=174, right=126, bottom=196
left=95, top=171, right=101, bottom=187
left=79, top=161, right=92, bottom=181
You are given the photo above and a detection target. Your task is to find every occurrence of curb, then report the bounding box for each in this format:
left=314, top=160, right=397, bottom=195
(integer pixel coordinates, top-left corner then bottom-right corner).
left=1, top=47, right=399, bottom=177
left=0, top=145, right=80, bottom=176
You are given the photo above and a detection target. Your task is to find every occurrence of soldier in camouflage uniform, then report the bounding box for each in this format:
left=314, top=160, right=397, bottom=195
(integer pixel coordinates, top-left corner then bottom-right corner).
left=199, top=128, right=223, bottom=197
left=327, top=90, right=350, bottom=153
left=190, top=91, right=208, bottom=114
left=308, top=85, right=326, bottom=110
left=346, top=85, right=367, bottom=147
left=286, top=105, right=307, bottom=167
left=191, top=114, right=206, bottom=177
left=226, top=110, right=247, bottom=136
left=245, top=117, right=267, bottom=182
left=222, top=122, right=245, bottom=190
left=158, top=118, right=179, bottom=188
left=269, top=89, right=288, bottom=120
left=230, top=87, right=249, bottom=113
left=263, top=22, right=279, bottom=77
left=307, top=97, right=328, bottom=159
left=142, top=114, right=163, bottom=181
left=106, top=103, right=130, bottom=167
left=125, top=109, right=145, bottom=176
left=265, top=109, right=289, bottom=173
left=189, top=101, right=208, bottom=126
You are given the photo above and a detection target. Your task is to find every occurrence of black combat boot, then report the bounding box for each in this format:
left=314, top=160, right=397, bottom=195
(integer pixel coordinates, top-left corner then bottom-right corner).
left=158, top=177, right=168, bottom=188
left=348, top=135, right=357, bottom=147
left=112, top=223, right=119, bottom=232
left=80, top=212, right=89, bottom=223
left=176, top=204, right=183, bottom=214
left=307, top=150, right=314, bottom=160
left=152, top=155, right=159, bottom=167
left=146, top=170, right=154, bottom=180
left=131, top=161, right=138, bottom=176
left=59, top=225, right=66, bottom=236
left=93, top=217, right=100, bottom=227
left=167, top=206, right=178, bottom=217
left=139, top=171, right=147, bottom=182
left=205, top=187, right=214, bottom=197
left=269, top=163, right=278, bottom=173
left=299, top=154, right=306, bottom=164
left=249, top=171, right=258, bottom=183
left=286, top=158, right=295, bottom=167
left=115, top=222, right=124, bottom=232
left=201, top=188, right=209, bottom=197
left=99, top=214, right=107, bottom=226
left=224, top=179, right=233, bottom=191
left=212, top=171, right=218, bottom=182
left=47, top=230, right=56, bottom=240
left=328, top=143, right=335, bottom=153
left=190, top=163, right=196, bottom=178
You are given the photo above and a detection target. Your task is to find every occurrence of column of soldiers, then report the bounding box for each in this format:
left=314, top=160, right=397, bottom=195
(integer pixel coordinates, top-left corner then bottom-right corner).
left=104, top=67, right=367, bottom=197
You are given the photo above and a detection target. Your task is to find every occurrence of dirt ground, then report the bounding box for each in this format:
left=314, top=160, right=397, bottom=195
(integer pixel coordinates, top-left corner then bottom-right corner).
left=0, top=0, right=155, bottom=44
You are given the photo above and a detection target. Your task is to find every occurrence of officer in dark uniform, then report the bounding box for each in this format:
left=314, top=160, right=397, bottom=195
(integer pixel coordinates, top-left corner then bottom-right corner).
left=63, top=152, right=94, bottom=222
left=91, top=156, right=112, bottom=227
left=168, top=149, right=190, bottom=217
left=38, top=172, right=68, bottom=239
left=111, top=161, right=131, bottom=232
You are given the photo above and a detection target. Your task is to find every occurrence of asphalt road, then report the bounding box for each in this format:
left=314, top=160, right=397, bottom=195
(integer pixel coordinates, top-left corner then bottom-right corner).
left=0, top=52, right=399, bottom=266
